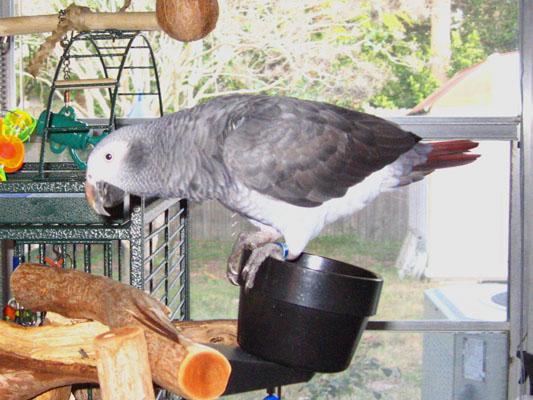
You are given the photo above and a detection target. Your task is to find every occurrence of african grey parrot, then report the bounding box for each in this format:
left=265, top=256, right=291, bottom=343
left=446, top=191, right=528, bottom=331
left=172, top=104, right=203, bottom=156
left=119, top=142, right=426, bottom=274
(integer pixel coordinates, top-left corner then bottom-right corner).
left=85, top=94, right=479, bottom=289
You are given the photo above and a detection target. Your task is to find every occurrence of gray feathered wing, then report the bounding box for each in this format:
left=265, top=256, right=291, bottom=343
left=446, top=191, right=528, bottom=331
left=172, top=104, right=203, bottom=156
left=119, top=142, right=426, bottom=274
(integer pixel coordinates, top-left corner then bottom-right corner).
left=222, top=96, right=421, bottom=207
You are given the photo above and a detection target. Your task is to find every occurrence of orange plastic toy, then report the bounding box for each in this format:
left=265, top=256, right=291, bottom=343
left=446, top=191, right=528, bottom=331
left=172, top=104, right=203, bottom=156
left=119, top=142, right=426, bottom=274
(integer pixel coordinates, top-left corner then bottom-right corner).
left=0, top=109, right=36, bottom=181
left=0, top=134, right=25, bottom=173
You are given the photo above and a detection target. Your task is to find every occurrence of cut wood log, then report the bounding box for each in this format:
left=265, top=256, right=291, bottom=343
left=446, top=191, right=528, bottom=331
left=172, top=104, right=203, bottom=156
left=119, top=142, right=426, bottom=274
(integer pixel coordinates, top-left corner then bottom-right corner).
left=10, top=264, right=232, bottom=400
left=0, top=365, right=80, bottom=400
left=0, top=317, right=237, bottom=400
left=0, top=320, right=103, bottom=400
left=94, top=327, right=155, bottom=400
left=44, top=312, right=238, bottom=347
left=32, top=315, right=75, bottom=400
left=176, top=319, right=237, bottom=347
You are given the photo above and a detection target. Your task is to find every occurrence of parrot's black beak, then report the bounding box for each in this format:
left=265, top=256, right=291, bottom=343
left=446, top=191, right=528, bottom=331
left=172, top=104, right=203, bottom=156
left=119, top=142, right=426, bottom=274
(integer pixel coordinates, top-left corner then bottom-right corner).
left=85, top=180, right=125, bottom=217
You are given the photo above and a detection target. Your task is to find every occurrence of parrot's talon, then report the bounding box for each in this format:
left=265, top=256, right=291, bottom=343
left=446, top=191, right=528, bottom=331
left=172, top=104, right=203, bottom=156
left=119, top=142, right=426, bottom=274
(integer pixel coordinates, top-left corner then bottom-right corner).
left=240, top=243, right=282, bottom=290
left=226, top=230, right=282, bottom=287
left=226, top=269, right=239, bottom=286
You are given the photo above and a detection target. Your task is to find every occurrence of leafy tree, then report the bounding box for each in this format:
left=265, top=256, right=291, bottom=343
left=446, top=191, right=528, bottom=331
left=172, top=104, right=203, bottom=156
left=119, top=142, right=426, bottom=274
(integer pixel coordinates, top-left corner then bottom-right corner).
left=364, top=12, right=439, bottom=109
left=368, top=0, right=518, bottom=110
left=17, top=0, right=518, bottom=114
left=448, top=28, right=486, bottom=76
left=453, top=0, right=518, bottom=53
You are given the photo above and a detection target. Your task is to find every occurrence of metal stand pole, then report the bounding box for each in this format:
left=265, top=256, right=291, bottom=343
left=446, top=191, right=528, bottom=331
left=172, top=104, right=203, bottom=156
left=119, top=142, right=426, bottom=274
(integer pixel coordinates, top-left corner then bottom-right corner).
left=0, top=0, right=15, bottom=307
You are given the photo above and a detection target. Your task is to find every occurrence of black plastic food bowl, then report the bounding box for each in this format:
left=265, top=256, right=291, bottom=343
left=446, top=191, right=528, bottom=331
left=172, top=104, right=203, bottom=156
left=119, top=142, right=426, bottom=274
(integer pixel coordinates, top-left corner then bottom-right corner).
left=237, top=251, right=383, bottom=373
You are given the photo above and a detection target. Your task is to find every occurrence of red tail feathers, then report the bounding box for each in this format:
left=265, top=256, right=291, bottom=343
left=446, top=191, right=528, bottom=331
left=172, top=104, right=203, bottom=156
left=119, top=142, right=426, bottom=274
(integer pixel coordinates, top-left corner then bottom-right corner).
left=414, top=140, right=480, bottom=172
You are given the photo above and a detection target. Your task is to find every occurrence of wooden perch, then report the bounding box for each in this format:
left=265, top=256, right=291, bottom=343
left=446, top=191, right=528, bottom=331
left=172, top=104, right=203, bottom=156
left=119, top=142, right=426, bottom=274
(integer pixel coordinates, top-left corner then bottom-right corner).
left=32, top=316, right=75, bottom=400
left=95, top=326, right=155, bottom=400
left=0, top=318, right=237, bottom=400
left=10, top=264, right=232, bottom=400
left=0, top=12, right=159, bottom=36
left=0, top=320, right=104, bottom=400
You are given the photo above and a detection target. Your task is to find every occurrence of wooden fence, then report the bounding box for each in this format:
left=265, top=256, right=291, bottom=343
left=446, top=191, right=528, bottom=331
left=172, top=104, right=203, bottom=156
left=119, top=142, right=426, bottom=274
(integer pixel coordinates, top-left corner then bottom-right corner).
left=189, top=188, right=409, bottom=244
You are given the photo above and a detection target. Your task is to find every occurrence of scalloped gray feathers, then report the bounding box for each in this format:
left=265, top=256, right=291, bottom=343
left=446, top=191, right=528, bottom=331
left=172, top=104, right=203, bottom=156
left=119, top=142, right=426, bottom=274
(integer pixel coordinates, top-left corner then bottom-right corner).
left=221, top=95, right=420, bottom=207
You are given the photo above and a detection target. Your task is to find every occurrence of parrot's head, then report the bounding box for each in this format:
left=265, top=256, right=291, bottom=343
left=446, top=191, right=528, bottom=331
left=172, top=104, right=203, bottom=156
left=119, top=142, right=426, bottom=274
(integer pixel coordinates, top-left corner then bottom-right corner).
left=85, top=127, right=147, bottom=216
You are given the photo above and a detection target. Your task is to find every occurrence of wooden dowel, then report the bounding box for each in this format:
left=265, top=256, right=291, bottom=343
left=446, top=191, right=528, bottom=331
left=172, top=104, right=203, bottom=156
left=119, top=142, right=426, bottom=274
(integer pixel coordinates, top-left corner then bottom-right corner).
left=94, top=327, right=155, bottom=400
left=0, top=12, right=160, bottom=36
left=55, top=78, right=117, bottom=89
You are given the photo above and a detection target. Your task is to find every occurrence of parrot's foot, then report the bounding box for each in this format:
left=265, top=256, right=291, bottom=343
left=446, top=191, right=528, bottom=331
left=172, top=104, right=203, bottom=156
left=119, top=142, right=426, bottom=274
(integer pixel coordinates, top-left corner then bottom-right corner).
left=226, top=230, right=281, bottom=286
left=241, top=243, right=284, bottom=291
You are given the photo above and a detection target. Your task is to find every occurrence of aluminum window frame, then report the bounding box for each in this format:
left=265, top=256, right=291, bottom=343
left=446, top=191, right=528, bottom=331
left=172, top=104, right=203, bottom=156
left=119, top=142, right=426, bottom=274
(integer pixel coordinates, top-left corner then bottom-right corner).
left=2, top=1, right=529, bottom=397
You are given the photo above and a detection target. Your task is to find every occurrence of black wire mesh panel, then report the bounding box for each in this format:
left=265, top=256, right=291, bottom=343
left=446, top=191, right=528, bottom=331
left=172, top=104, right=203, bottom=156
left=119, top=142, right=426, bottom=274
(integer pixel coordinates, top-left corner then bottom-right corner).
left=11, top=201, right=189, bottom=320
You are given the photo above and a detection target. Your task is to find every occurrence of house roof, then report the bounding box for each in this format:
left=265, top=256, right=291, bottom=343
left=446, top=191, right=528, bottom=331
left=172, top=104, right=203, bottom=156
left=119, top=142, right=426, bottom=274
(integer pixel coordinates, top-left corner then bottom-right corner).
left=409, top=52, right=519, bottom=116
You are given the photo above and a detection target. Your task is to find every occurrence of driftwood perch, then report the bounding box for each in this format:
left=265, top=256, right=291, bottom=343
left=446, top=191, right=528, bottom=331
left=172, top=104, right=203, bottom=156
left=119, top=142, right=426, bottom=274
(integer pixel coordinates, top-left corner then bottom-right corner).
left=8, top=264, right=233, bottom=400
left=0, top=319, right=105, bottom=399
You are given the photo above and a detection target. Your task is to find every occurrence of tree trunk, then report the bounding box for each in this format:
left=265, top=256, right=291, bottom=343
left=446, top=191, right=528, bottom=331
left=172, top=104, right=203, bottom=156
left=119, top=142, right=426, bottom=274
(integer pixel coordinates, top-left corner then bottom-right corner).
left=430, top=0, right=452, bottom=83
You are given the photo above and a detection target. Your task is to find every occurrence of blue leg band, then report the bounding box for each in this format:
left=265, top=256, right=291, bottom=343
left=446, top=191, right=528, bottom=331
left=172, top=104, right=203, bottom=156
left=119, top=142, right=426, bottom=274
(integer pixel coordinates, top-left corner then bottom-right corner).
left=274, top=242, right=289, bottom=260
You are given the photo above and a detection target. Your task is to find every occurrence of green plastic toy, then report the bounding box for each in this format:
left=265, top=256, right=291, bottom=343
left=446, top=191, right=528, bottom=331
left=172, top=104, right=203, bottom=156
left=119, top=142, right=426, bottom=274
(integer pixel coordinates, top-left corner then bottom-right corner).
left=36, top=106, right=108, bottom=170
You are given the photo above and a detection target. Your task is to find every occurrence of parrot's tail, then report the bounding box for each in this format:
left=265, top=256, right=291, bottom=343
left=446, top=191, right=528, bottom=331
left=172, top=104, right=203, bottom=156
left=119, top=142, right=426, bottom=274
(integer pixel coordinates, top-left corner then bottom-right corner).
left=414, top=140, right=480, bottom=173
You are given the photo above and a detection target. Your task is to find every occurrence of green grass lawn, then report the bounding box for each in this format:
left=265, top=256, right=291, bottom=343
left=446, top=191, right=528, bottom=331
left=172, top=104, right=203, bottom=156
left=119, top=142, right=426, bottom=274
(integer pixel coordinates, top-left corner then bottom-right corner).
left=189, top=233, right=434, bottom=399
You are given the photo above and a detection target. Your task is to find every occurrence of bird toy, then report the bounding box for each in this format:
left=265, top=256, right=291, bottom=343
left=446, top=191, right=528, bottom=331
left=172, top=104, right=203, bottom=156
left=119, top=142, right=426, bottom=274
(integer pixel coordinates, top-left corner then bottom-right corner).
left=3, top=298, right=39, bottom=326
left=0, top=109, right=36, bottom=181
left=36, top=105, right=108, bottom=170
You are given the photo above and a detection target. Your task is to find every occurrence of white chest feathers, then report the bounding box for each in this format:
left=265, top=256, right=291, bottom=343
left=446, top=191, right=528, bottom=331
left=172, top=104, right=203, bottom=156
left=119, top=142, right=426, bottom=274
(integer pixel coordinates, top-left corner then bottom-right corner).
left=224, top=162, right=403, bottom=256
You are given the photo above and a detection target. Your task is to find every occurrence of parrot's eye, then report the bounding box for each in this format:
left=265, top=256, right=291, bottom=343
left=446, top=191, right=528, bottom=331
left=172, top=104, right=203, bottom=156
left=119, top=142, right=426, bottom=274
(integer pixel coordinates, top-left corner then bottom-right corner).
left=105, top=153, right=113, bottom=161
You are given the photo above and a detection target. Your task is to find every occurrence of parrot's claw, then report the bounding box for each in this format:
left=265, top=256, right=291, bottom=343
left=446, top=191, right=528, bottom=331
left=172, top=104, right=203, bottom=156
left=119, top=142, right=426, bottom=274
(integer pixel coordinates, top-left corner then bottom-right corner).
left=226, top=233, right=249, bottom=285
left=226, top=266, right=240, bottom=286
left=241, top=243, right=283, bottom=291
left=226, top=230, right=281, bottom=287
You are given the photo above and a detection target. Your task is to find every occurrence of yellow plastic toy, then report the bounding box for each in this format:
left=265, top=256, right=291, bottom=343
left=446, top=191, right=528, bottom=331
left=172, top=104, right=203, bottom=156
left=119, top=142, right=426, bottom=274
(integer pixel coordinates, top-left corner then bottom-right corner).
left=4, top=109, right=36, bottom=142
left=0, top=109, right=36, bottom=182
